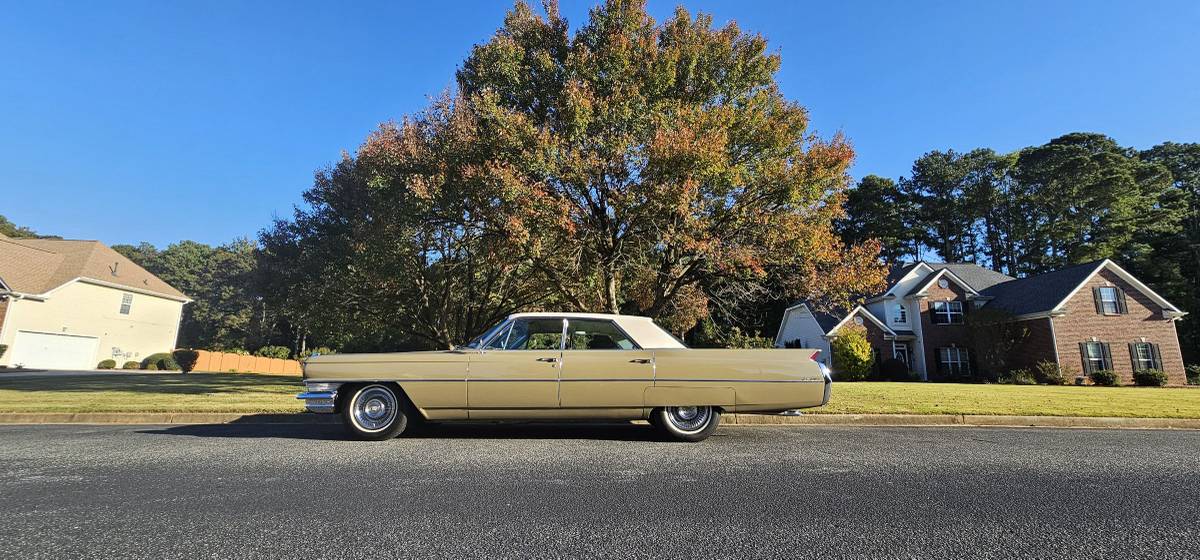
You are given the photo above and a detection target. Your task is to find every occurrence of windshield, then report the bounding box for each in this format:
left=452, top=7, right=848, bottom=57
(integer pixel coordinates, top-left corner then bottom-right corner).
left=462, top=320, right=508, bottom=349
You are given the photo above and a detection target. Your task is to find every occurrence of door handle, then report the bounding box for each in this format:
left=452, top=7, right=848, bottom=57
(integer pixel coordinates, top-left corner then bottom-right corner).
left=536, top=357, right=560, bottom=363
left=630, top=358, right=652, bottom=364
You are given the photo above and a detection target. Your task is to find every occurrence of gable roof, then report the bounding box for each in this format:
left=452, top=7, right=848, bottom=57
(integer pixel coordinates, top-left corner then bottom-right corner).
left=979, top=261, right=1101, bottom=317
left=877, top=261, right=1014, bottom=300
left=0, top=234, right=189, bottom=301
left=979, top=259, right=1184, bottom=318
left=826, top=305, right=897, bottom=337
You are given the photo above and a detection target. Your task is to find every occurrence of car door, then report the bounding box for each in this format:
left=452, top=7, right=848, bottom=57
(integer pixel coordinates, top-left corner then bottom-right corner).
left=467, top=317, right=564, bottom=414
left=558, top=318, right=654, bottom=408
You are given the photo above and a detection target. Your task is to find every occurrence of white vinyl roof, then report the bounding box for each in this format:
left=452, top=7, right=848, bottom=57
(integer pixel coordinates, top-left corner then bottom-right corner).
left=506, top=312, right=686, bottom=349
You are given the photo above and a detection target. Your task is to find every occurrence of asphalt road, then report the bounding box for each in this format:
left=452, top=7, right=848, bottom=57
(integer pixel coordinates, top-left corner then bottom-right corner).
left=0, top=423, right=1197, bottom=559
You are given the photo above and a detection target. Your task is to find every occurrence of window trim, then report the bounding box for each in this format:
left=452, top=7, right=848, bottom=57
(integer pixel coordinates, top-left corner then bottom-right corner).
left=563, top=318, right=642, bottom=351
left=1129, top=342, right=1161, bottom=372
left=931, top=300, right=964, bottom=324
left=937, top=346, right=970, bottom=376
left=482, top=318, right=567, bottom=351
left=1081, top=341, right=1112, bottom=373
left=1098, top=287, right=1120, bottom=315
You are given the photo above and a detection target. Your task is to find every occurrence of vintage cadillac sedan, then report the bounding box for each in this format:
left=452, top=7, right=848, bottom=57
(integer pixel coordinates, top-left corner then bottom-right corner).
left=298, top=312, right=831, bottom=442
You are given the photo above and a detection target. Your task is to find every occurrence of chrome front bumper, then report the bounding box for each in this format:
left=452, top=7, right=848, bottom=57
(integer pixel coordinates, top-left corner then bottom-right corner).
left=297, top=382, right=342, bottom=413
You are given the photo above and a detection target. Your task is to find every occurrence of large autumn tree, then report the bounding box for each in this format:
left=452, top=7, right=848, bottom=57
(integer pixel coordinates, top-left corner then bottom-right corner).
left=454, top=0, right=884, bottom=329
left=262, top=0, right=885, bottom=348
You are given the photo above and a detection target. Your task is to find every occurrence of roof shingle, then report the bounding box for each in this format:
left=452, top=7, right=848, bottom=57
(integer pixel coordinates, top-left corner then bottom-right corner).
left=0, top=234, right=188, bottom=300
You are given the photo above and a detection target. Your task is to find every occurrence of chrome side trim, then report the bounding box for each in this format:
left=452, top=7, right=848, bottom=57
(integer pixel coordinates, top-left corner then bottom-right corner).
left=654, top=378, right=825, bottom=384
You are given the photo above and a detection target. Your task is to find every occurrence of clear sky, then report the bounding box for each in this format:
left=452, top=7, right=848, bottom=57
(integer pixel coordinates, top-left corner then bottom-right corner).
left=2, top=0, right=1197, bottom=247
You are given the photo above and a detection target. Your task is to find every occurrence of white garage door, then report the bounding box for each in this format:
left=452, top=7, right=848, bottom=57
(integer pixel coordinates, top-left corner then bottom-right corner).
left=9, top=331, right=100, bottom=370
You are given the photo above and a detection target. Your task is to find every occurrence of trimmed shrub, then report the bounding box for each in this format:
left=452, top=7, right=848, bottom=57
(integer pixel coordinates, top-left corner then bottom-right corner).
left=254, top=345, right=292, bottom=359
left=1132, top=369, right=1169, bottom=387
left=122, top=361, right=141, bottom=370
left=1032, top=361, right=1068, bottom=385
left=830, top=326, right=874, bottom=381
left=878, top=358, right=918, bottom=381
left=0, top=344, right=7, bottom=359
left=1089, top=369, right=1120, bottom=387
left=141, top=352, right=179, bottom=371
left=1000, top=369, right=1037, bottom=385
left=172, top=349, right=200, bottom=374
left=1187, top=365, right=1200, bottom=386
left=97, top=359, right=117, bottom=370
left=144, top=362, right=159, bottom=371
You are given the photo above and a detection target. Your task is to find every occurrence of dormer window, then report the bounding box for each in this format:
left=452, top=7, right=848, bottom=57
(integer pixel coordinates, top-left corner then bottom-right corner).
left=931, top=301, right=963, bottom=324
left=894, top=304, right=907, bottom=324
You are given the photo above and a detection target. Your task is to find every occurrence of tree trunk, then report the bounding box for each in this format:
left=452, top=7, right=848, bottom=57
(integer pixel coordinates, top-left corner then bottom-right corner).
left=603, top=267, right=619, bottom=314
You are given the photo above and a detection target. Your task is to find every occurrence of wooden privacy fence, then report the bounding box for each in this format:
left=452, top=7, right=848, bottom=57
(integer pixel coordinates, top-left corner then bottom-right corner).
left=192, top=350, right=302, bottom=375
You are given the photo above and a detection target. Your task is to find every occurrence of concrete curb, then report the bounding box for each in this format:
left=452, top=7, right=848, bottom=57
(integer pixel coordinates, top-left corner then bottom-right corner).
left=0, top=412, right=1198, bottom=429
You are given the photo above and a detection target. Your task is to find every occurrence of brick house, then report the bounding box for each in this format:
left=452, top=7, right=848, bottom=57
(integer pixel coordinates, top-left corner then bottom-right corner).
left=775, top=260, right=1189, bottom=384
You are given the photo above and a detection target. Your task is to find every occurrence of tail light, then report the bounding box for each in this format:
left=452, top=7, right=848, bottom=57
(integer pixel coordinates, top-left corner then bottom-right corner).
left=809, top=351, right=821, bottom=362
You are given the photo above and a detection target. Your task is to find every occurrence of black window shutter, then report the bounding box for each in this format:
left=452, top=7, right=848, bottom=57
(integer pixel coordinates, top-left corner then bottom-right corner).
left=1128, top=343, right=1138, bottom=372
left=967, top=350, right=978, bottom=377
left=1116, top=289, right=1128, bottom=314
left=1079, top=343, right=1092, bottom=374
left=1100, top=343, right=1113, bottom=371
left=1151, top=344, right=1163, bottom=371
left=935, top=349, right=945, bottom=377
left=1093, top=287, right=1103, bottom=314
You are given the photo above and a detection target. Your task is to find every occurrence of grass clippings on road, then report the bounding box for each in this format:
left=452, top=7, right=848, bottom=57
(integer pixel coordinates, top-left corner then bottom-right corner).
left=0, top=374, right=1197, bottom=418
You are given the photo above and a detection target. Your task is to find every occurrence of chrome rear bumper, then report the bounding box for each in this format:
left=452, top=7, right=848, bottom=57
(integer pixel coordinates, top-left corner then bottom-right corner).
left=297, top=382, right=342, bottom=413
left=819, top=364, right=833, bottom=406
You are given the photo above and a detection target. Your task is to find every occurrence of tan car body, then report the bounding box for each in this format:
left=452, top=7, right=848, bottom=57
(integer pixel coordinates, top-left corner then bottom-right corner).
left=301, top=313, right=830, bottom=421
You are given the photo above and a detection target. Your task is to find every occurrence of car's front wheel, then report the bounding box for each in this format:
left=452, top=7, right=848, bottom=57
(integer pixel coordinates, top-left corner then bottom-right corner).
left=342, top=384, right=409, bottom=441
left=652, top=406, right=720, bottom=442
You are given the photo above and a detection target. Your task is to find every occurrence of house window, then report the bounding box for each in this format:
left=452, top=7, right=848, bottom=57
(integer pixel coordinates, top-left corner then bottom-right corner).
left=937, top=347, right=970, bottom=376
left=1080, top=341, right=1112, bottom=373
left=119, top=293, right=133, bottom=315
left=894, top=304, right=907, bottom=324
left=1099, top=287, right=1119, bottom=314
left=931, top=301, right=964, bottom=324
left=1094, top=286, right=1126, bottom=315
left=1129, top=342, right=1162, bottom=372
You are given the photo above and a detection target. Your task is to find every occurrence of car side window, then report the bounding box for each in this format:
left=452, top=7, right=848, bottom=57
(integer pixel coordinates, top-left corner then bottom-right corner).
left=485, top=319, right=563, bottom=350
left=566, top=319, right=638, bottom=350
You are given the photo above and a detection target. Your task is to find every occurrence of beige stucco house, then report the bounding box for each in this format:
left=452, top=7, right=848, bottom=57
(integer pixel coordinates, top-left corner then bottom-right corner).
left=0, top=234, right=190, bottom=370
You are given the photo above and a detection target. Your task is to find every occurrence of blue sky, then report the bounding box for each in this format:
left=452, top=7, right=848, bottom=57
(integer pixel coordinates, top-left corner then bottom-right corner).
left=2, top=0, right=1197, bottom=247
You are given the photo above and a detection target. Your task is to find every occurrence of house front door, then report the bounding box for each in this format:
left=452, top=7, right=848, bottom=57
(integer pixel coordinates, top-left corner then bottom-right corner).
left=892, top=342, right=911, bottom=369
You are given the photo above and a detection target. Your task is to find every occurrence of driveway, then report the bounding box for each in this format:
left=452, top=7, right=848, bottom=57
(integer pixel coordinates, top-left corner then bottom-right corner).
left=0, top=368, right=168, bottom=378
left=0, top=424, right=1196, bottom=559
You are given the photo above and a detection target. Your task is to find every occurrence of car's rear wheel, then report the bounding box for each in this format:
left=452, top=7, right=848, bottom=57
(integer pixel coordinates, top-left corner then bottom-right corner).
left=653, top=406, right=720, bottom=442
left=342, top=384, right=409, bottom=441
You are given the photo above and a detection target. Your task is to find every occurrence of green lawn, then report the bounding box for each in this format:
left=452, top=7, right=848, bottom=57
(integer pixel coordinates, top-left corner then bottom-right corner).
left=0, top=373, right=1197, bottom=418
left=823, top=382, right=1200, bottom=418
left=0, top=373, right=304, bottom=414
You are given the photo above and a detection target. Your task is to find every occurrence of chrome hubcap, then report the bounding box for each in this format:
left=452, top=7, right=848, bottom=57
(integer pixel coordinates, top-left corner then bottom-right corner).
left=352, top=386, right=398, bottom=432
left=665, top=406, right=712, bottom=433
